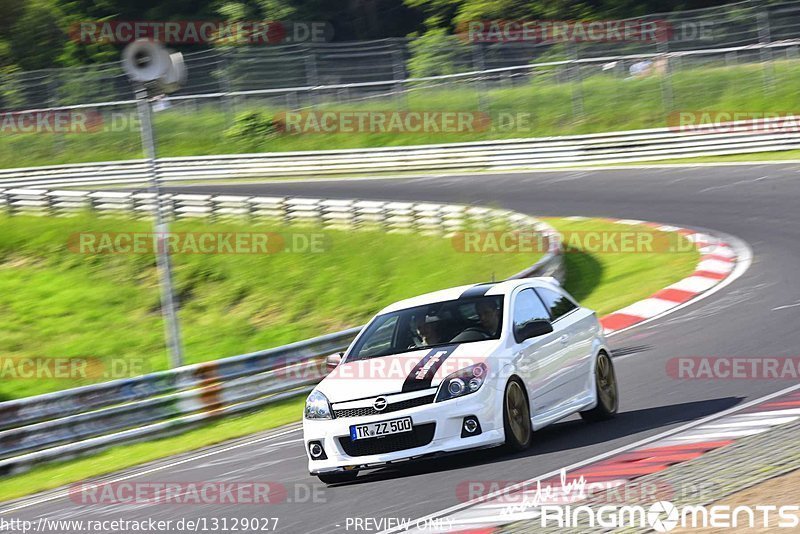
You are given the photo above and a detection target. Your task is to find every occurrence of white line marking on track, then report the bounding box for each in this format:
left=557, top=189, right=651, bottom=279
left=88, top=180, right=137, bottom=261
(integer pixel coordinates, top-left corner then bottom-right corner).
left=772, top=301, right=800, bottom=311
left=0, top=425, right=303, bottom=514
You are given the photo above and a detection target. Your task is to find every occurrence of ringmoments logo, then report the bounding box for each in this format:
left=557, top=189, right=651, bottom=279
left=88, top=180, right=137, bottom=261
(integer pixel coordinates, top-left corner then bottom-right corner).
left=492, top=470, right=799, bottom=531
left=536, top=501, right=800, bottom=530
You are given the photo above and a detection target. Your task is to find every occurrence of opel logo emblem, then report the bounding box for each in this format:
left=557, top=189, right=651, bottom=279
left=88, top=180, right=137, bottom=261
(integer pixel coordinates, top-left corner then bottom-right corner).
left=373, top=397, right=388, bottom=412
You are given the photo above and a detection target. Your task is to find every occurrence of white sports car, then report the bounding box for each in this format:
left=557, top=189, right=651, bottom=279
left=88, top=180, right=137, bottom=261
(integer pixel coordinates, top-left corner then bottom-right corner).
left=303, top=277, right=617, bottom=484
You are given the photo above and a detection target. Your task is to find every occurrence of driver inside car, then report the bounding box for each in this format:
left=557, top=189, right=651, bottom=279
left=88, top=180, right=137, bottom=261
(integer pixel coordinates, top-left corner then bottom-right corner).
left=410, top=313, right=443, bottom=348
left=450, top=299, right=501, bottom=342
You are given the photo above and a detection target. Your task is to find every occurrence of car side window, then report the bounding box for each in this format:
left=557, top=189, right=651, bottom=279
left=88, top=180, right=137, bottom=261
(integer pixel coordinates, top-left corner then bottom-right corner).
left=513, top=288, right=550, bottom=334
left=535, top=287, right=578, bottom=320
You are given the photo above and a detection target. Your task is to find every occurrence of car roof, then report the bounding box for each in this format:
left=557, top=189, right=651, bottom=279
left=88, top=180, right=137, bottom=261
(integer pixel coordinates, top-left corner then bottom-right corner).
left=378, top=277, right=560, bottom=315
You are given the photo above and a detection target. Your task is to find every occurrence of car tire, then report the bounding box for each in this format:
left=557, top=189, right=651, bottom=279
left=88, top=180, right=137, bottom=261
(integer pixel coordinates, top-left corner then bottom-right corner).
left=316, top=471, right=358, bottom=485
left=503, top=378, right=532, bottom=451
left=580, top=351, right=619, bottom=422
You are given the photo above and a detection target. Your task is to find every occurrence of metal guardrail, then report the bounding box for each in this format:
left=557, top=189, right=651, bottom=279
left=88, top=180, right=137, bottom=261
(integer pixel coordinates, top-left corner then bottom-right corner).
left=0, top=193, right=563, bottom=474
left=0, top=120, right=798, bottom=191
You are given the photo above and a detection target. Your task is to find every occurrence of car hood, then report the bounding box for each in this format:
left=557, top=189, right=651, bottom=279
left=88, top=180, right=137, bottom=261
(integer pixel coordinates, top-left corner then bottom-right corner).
left=318, top=340, right=499, bottom=403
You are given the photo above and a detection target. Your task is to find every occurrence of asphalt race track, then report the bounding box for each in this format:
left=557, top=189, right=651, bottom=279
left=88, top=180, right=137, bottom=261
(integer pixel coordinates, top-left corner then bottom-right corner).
left=4, top=164, right=800, bottom=533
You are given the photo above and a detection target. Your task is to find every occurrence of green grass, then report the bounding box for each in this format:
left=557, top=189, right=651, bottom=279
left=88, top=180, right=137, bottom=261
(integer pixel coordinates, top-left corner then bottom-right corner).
left=2, top=60, right=800, bottom=168
left=0, top=217, right=698, bottom=502
left=549, top=218, right=699, bottom=315
left=0, top=213, right=538, bottom=400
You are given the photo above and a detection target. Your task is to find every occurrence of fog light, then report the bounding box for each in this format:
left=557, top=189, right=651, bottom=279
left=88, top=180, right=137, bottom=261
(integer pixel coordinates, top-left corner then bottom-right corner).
left=308, top=441, right=327, bottom=460
left=461, top=416, right=482, bottom=438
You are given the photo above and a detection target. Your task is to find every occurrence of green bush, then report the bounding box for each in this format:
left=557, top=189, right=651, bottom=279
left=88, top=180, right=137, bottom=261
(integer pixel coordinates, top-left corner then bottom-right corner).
left=224, top=111, right=280, bottom=149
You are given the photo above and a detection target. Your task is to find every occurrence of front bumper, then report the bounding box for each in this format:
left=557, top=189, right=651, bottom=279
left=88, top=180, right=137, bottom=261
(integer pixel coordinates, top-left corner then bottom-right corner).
left=303, top=387, right=504, bottom=474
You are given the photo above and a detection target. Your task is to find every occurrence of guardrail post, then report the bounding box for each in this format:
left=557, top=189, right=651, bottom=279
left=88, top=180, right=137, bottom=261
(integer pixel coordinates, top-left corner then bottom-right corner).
left=44, top=191, right=56, bottom=217
left=0, top=190, right=9, bottom=216
left=379, top=206, right=389, bottom=231
left=208, top=197, right=218, bottom=224
left=85, top=192, right=97, bottom=213
left=280, top=198, right=291, bottom=225
left=246, top=197, right=256, bottom=223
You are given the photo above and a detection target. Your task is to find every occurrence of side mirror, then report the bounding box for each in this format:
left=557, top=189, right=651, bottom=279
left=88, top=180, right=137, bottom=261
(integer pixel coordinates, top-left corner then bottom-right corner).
left=326, top=352, right=343, bottom=371
left=514, top=320, right=553, bottom=343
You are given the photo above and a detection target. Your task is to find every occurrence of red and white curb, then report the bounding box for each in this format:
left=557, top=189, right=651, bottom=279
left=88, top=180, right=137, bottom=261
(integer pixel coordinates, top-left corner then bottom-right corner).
left=392, top=387, right=800, bottom=534
left=588, top=218, right=741, bottom=336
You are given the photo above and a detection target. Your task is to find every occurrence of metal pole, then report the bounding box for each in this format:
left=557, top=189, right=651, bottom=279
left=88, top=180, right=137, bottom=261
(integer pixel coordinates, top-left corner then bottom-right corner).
left=657, top=39, right=673, bottom=113
left=392, top=45, right=407, bottom=110
left=221, top=49, right=235, bottom=125
left=304, top=48, right=319, bottom=109
left=567, top=42, right=584, bottom=119
left=758, top=9, right=774, bottom=95
left=471, top=43, right=488, bottom=113
left=135, top=85, right=184, bottom=369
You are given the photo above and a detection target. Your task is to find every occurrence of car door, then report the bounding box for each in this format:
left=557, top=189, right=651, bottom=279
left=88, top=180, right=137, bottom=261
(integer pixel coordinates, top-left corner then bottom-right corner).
left=510, top=287, right=569, bottom=416
left=535, top=285, right=596, bottom=401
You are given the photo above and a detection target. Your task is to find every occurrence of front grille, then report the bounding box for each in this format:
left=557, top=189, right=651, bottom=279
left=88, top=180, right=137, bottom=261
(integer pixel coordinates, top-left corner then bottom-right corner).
left=338, top=423, right=436, bottom=457
left=333, top=394, right=435, bottom=419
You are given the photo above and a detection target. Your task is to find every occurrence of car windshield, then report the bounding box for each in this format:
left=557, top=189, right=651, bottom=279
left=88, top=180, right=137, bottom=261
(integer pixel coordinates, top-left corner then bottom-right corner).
left=348, top=295, right=504, bottom=361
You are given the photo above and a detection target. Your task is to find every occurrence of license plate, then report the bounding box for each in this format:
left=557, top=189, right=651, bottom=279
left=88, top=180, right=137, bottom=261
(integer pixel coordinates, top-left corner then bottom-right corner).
left=350, top=417, right=413, bottom=441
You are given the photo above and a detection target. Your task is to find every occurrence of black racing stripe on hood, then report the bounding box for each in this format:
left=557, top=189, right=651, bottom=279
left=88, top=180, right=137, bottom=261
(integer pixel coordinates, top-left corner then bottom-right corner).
left=459, top=282, right=497, bottom=299
left=402, top=344, right=460, bottom=393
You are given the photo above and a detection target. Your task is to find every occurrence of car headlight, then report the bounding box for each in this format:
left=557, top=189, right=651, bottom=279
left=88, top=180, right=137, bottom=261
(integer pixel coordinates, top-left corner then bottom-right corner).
left=435, top=363, right=487, bottom=402
left=304, top=390, right=333, bottom=420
